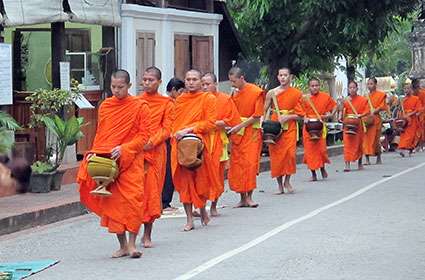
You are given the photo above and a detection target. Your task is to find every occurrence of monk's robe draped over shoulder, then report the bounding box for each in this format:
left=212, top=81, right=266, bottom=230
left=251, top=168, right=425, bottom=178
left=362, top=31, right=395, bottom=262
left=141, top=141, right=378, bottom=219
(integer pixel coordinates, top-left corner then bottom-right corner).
left=77, top=95, right=151, bottom=234
left=171, top=92, right=217, bottom=208
left=229, top=83, right=264, bottom=193
left=268, top=87, right=304, bottom=177
left=363, top=90, right=387, bottom=156
left=399, top=95, right=422, bottom=150
left=209, top=92, right=241, bottom=201
left=343, top=95, right=369, bottom=162
left=301, top=92, right=336, bottom=170
left=139, top=92, right=175, bottom=224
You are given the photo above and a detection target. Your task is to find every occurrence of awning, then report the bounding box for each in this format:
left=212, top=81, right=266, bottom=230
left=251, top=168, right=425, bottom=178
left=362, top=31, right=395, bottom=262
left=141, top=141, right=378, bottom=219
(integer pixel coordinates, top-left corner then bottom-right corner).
left=68, top=0, right=121, bottom=26
left=2, top=0, right=69, bottom=27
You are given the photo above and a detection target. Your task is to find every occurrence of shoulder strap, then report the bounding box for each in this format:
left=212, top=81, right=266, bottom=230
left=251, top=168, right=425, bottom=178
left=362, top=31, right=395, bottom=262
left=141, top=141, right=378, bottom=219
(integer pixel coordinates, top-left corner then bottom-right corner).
left=271, top=90, right=282, bottom=118
left=305, top=95, right=322, bottom=121
left=346, top=97, right=359, bottom=116
left=366, top=93, right=375, bottom=112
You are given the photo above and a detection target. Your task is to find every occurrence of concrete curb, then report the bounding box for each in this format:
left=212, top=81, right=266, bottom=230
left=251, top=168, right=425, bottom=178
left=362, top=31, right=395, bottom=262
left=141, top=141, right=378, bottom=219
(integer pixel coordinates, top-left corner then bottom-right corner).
left=0, top=145, right=344, bottom=236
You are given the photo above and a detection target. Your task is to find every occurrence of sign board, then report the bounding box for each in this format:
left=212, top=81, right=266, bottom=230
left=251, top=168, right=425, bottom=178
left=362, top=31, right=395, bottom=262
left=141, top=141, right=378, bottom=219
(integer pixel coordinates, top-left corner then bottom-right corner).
left=0, top=43, right=13, bottom=105
left=60, top=62, right=71, bottom=92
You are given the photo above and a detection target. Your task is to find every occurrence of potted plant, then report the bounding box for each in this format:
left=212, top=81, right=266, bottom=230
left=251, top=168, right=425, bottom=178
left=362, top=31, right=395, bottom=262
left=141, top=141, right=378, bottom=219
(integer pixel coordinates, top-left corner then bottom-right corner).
left=42, top=115, right=85, bottom=190
left=25, top=87, right=82, bottom=192
left=0, top=111, right=21, bottom=156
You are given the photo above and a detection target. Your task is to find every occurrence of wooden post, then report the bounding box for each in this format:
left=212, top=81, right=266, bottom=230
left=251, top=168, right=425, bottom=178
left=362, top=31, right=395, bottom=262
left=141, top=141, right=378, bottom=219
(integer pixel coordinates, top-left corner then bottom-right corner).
left=101, top=26, right=116, bottom=96
left=51, top=22, right=66, bottom=90
left=0, top=25, right=4, bottom=43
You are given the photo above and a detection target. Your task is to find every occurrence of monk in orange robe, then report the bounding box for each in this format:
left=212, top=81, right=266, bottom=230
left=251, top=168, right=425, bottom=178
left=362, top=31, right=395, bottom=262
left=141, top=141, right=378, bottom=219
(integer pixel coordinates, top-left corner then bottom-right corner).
left=301, top=78, right=337, bottom=181
left=411, top=79, right=425, bottom=151
left=363, top=78, right=387, bottom=165
left=78, top=70, right=151, bottom=258
left=171, top=69, right=217, bottom=231
left=227, top=67, right=264, bottom=208
left=264, top=68, right=304, bottom=193
left=139, top=66, right=175, bottom=248
left=398, top=82, right=422, bottom=157
left=201, top=72, right=241, bottom=216
left=342, top=81, right=370, bottom=172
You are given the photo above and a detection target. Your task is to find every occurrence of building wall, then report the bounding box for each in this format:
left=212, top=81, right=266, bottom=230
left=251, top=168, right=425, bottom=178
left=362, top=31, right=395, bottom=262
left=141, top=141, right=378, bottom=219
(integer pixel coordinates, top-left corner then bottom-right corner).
left=119, top=4, right=222, bottom=94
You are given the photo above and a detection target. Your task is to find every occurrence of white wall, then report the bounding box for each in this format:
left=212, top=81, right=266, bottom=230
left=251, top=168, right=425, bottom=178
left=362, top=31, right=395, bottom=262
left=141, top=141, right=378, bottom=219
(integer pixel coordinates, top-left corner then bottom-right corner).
left=119, top=4, right=222, bottom=94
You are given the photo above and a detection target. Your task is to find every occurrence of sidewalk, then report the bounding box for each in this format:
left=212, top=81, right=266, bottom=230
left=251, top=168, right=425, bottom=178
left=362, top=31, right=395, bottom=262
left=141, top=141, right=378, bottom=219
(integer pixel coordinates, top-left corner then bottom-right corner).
left=0, top=145, right=343, bottom=236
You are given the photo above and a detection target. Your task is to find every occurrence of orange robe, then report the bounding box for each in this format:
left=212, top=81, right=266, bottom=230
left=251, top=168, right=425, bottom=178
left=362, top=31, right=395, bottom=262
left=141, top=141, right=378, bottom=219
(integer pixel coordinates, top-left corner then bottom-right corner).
left=268, top=87, right=304, bottom=177
left=229, top=83, right=264, bottom=193
left=399, top=95, right=422, bottom=150
left=416, top=89, right=425, bottom=142
left=171, top=91, right=217, bottom=208
left=343, top=95, right=369, bottom=162
left=301, top=92, right=336, bottom=170
left=209, top=92, right=241, bottom=201
left=77, top=96, right=151, bottom=234
left=362, top=90, right=387, bottom=156
left=139, top=92, right=174, bottom=224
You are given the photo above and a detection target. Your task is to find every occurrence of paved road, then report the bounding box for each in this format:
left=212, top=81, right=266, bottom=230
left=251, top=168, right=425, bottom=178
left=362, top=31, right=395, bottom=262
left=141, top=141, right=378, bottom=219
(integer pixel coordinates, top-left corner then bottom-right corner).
left=1, top=152, right=425, bottom=280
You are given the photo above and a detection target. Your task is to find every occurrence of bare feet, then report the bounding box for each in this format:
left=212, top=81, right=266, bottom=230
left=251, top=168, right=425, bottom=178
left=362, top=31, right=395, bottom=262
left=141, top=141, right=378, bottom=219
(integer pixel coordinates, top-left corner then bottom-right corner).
left=112, top=247, right=129, bottom=258
left=358, top=164, right=364, bottom=170
left=284, top=183, right=295, bottom=194
left=142, top=237, right=153, bottom=248
left=320, top=168, right=328, bottom=179
left=129, top=248, right=142, bottom=259
left=210, top=207, right=219, bottom=217
left=183, top=223, right=194, bottom=232
left=400, top=151, right=405, bottom=157
left=200, top=208, right=210, bottom=226
left=233, top=201, right=248, bottom=208
left=192, top=209, right=201, bottom=217
left=274, top=184, right=285, bottom=195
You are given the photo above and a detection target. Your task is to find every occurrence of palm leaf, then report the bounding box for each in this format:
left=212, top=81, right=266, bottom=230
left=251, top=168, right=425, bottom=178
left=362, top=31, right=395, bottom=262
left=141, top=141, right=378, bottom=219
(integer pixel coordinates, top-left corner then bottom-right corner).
left=0, top=111, right=21, bottom=131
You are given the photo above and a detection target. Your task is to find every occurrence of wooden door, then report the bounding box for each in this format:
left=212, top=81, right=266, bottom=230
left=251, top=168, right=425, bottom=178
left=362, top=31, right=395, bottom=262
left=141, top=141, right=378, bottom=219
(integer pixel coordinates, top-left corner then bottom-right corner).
left=192, top=36, right=213, bottom=75
left=136, top=32, right=155, bottom=93
left=174, top=35, right=190, bottom=80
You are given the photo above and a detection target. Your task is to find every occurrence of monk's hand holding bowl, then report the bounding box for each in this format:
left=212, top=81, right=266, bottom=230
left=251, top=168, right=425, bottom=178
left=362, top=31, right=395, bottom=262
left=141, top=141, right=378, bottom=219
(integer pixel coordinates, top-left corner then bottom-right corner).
left=111, top=146, right=122, bottom=160
left=143, top=141, right=154, bottom=151
left=175, top=127, right=192, bottom=140
left=215, top=120, right=226, bottom=128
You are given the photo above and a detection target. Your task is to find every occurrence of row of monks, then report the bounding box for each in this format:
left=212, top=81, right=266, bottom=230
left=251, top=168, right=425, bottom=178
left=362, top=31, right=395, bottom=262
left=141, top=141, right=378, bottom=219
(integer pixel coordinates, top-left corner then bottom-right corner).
left=77, top=67, right=425, bottom=258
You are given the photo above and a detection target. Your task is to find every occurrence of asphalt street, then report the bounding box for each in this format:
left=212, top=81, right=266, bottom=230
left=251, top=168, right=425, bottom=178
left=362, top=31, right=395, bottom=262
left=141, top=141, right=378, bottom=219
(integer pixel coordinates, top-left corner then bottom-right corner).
left=1, top=151, right=424, bottom=280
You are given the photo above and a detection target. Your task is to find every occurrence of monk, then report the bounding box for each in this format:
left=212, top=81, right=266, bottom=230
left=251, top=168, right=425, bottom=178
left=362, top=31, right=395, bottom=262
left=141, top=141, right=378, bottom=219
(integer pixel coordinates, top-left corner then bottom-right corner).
left=342, top=81, right=370, bottom=172
left=411, top=79, right=425, bottom=152
left=264, top=68, right=304, bottom=193
left=301, top=78, right=336, bottom=182
left=398, top=82, right=422, bottom=157
left=363, top=78, right=387, bottom=165
left=78, top=70, right=151, bottom=258
left=200, top=72, right=241, bottom=216
left=171, top=69, right=217, bottom=231
left=227, top=67, right=263, bottom=208
left=139, top=66, right=174, bottom=248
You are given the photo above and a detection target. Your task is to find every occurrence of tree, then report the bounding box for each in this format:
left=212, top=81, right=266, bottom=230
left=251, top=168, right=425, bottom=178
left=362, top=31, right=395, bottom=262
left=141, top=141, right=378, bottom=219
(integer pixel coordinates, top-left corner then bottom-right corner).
left=227, top=0, right=420, bottom=86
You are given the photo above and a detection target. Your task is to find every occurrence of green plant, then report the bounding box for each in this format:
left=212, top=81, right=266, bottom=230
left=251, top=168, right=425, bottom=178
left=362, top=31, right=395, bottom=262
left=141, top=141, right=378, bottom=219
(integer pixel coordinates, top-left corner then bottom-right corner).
left=0, top=111, right=21, bottom=154
left=42, top=115, right=85, bottom=168
left=25, top=88, right=81, bottom=128
left=31, top=160, right=55, bottom=174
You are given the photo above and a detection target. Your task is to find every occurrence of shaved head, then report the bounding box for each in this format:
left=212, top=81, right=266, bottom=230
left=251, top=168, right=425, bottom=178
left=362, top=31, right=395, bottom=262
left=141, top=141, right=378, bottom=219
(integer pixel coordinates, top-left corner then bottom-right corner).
left=186, top=69, right=202, bottom=79
left=228, top=67, right=245, bottom=78
left=279, top=67, right=292, bottom=75
left=112, top=69, right=130, bottom=84
left=145, top=66, right=162, bottom=80
left=202, top=72, right=217, bottom=83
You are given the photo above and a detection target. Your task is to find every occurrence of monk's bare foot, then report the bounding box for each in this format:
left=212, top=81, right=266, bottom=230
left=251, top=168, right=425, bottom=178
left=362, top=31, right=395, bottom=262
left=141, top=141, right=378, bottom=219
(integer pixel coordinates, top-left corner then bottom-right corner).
left=201, top=216, right=210, bottom=226
left=358, top=164, right=364, bottom=170
left=112, top=248, right=129, bottom=258
left=183, top=223, right=194, bottom=232
left=311, top=175, right=318, bottom=182
left=129, top=250, right=142, bottom=259
left=246, top=198, right=259, bottom=208
left=210, top=207, right=219, bottom=217
left=376, top=159, right=382, bottom=165
left=320, top=168, right=328, bottom=179
left=233, top=201, right=248, bottom=208
left=284, top=184, right=295, bottom=194
left=343, top=168, right=351, bottom=172
left=142, top=237, right=153, bottom=248
left=274, top=185, right=285, bottom=195
left=192, top=210, right=201, bottom=217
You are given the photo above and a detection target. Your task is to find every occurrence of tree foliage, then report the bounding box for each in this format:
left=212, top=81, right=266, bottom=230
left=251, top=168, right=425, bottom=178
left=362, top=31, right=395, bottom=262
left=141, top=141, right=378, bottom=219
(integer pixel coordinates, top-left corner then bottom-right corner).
left=227, top=0, right=420, bottom=85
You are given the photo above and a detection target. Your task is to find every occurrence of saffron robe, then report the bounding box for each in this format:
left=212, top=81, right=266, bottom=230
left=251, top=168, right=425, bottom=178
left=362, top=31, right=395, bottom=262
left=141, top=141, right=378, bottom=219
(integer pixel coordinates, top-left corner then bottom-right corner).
left=171, top=91, right=217, bottom=208
left=301, top=92, right=336, bottom=170
left=139, top=92, right=175, bottom=223
left=229, top=83, right=264, bottom=193
left=399, top=95, right=422, bottom=150
left=343, top=95, right=369, bottom=162
left=362, top=90, right=387, bottom=156
left=78, top=95, right=151, bottom=234
left=268, top=87, right=304, bottom=177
